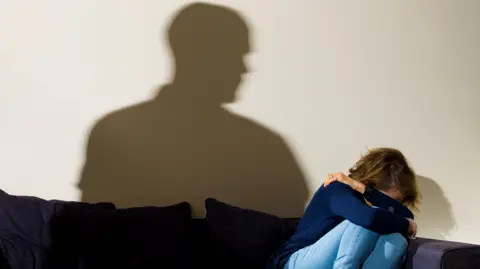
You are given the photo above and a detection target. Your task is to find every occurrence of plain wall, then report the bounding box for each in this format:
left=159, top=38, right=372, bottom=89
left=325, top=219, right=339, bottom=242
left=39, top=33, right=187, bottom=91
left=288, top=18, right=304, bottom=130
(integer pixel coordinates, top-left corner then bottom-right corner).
left=0, top=0, right=478, bottom=243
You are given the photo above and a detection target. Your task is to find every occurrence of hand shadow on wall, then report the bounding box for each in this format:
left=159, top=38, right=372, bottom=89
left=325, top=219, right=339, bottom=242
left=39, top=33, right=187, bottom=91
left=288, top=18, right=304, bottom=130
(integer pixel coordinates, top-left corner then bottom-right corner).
left=77, top=2, right=308, bottom=218
left=415, top=175, right=456, bottom=240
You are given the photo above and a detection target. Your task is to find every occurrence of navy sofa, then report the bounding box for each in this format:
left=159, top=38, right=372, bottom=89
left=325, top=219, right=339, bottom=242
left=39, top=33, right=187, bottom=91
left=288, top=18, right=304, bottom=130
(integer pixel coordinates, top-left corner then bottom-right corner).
left=0, top=190, right=479, bottom=269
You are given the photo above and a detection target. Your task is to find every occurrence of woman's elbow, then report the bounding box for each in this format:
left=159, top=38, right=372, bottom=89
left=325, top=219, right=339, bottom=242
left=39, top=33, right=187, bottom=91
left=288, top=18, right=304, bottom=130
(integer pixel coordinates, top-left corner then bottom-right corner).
left=348, top=215, right=377, bottom=231
left=348, top=212, right=390, bottom=234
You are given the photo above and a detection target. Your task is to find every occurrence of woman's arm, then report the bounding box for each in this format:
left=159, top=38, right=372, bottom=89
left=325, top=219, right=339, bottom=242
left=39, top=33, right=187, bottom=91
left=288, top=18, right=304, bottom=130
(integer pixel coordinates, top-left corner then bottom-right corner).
left=362, top=185, right=414, bottom=219
left=326, top=182, right=411, bottom=236
left=324, top=173, right=414, bottom=219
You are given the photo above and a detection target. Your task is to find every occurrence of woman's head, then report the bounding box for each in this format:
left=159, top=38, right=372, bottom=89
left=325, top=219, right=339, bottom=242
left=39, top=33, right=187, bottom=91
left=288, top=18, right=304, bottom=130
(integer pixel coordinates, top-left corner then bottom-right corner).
left=348, top=147, right=420, bottom=210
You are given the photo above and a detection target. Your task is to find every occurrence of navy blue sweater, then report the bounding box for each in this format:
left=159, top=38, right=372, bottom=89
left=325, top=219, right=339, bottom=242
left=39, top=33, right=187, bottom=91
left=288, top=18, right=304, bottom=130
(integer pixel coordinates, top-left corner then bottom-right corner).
left=267, top=182, right=414, bottom=269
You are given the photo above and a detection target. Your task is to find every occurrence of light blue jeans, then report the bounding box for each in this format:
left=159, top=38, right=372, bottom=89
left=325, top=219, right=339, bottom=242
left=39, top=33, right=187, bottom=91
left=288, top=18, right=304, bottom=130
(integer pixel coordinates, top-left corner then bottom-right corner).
left=285, top=220, right=408, bottom=269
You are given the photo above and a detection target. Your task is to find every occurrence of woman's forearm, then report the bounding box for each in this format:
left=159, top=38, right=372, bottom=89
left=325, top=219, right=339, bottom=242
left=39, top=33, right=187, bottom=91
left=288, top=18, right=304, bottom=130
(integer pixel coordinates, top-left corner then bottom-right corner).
left=353, top=181, right=366, bottom=194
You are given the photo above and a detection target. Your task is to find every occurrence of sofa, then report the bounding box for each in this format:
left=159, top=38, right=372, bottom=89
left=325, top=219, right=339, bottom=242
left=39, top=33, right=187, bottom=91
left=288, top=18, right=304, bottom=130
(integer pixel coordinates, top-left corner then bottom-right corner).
left=0, top=190, right=479, bottom=269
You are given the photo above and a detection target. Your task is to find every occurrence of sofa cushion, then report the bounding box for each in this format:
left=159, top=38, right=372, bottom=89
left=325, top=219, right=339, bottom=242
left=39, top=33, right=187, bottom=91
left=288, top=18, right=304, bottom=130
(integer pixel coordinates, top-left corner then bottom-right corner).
left=405, top=237, right=480, bottom=269
left=0, top=189, right=115, bottom=269
left=204, top=198, right=297, bottom=269
left=75, top=202, right=193, bottom=269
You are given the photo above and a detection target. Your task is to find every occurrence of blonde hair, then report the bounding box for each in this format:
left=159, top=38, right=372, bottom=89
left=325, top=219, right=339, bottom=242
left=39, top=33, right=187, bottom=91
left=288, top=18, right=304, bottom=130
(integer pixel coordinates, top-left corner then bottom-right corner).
left=348, top=148, right=420, bottom=210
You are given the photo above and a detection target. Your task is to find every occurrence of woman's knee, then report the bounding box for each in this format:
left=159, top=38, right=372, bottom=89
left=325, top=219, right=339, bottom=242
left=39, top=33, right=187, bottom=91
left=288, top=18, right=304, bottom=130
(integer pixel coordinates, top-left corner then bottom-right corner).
left=333, top=221, right=380, bottom=268
left=340, top=220, right=380, bottom=249
left=343, top=220, right=379, bottom=238
left=362, top=233, right=408, bottom=269
left=378, top=233, right=408, bottom=258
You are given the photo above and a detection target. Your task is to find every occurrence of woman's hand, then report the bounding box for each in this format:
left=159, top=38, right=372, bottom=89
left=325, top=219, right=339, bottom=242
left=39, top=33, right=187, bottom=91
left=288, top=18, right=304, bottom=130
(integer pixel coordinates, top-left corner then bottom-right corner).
left=324, top=172, right=366, bottom=193
left=407, top=218, right=418, bottom=239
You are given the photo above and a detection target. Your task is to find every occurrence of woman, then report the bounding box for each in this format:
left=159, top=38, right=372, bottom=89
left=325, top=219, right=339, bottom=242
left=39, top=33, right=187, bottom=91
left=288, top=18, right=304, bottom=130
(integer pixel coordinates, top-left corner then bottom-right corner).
left=267, top=148, right=420, bottom=269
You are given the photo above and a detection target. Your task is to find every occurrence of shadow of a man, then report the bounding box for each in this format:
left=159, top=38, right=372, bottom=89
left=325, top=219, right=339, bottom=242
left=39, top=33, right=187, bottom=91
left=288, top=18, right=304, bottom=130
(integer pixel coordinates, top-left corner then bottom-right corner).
left=77, top=2, right=308, bottom=218
left=415, top=175, right=456, bottom=240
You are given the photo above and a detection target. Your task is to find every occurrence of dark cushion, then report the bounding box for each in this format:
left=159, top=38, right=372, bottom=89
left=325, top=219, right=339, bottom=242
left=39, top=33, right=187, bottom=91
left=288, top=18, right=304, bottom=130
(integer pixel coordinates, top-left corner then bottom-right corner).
left=204, top=198, right=297, bottom=269
left=75, top=202, right=193, bottom=269
left=48, top=201, right=115, bottom=269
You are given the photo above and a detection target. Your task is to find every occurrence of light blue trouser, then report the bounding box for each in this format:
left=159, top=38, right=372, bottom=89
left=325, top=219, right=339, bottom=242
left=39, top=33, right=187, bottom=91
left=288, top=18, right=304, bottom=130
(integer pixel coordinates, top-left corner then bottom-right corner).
left=285, top=220, right=408, bottom=269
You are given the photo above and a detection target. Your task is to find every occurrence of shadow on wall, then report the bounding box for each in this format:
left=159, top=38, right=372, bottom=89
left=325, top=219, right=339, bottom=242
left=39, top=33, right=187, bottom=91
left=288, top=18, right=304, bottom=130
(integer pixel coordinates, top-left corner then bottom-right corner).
left=77, top=2, right=308, bottom=218
left=415, top=175, right=456, bottom=240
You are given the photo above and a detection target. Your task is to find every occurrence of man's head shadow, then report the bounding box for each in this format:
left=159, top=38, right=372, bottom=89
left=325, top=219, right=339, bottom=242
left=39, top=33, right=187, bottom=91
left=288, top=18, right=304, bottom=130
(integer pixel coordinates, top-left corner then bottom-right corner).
left=165, top=2, right=250, bottom=106
left=415, top=175, right=456, bottom=240
left=77, top=2, right=308, bottom=218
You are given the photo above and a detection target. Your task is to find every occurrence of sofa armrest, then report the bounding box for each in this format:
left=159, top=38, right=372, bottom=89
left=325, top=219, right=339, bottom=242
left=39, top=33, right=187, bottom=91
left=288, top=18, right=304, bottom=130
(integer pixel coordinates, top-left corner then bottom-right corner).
left=405, top=237, right=480, bottom=269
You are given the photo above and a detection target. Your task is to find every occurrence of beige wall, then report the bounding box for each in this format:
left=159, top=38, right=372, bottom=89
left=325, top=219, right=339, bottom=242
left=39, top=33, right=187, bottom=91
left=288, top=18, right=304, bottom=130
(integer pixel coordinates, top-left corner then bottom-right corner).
left=1, top=1, right=479, bottom=244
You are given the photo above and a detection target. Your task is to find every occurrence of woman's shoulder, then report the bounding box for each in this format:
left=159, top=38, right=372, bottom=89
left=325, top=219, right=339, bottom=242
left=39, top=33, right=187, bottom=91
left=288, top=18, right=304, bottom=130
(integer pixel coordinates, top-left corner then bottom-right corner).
left=310, top=182, right=356, bottom=202
left=302, top=182, right=359, bottom=221
left=318, top=181, right=353, bottom=194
